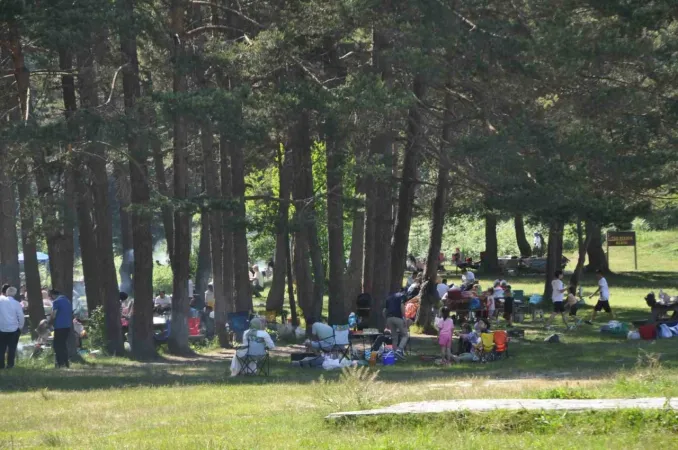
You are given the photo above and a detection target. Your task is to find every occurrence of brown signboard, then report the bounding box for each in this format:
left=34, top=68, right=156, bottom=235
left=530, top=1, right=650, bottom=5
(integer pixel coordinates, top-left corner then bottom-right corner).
left=607, top=231, right=636, bottom=247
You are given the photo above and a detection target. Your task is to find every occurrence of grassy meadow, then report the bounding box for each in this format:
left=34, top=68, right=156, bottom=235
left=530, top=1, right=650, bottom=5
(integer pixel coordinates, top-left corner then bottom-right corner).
left=3, top=229, right=678, bottom=448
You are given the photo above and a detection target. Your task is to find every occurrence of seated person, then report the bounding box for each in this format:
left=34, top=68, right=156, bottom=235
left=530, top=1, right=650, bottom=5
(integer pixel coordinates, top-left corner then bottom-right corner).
left=436, top=278, right=449, bottom=300
left=189, top=297, right=201, bottom=318
left=154, top=291, right=172, bottom=311
left=230, top=318, right=275, bottom=376
left=452, top=323, right=481, bottom=362
left=474, top=317, right=490, bottom=333
left=306, top=318, right=335, bottom=351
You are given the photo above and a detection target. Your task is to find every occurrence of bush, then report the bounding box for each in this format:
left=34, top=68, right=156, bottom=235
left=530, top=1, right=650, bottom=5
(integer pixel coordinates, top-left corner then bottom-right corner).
left=153, top=264, right=174, bottom=294
left=86, top=306, right=106, bottom=351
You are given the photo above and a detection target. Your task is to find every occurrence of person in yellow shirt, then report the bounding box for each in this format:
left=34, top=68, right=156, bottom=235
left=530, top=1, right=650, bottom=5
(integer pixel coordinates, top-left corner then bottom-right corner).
left=205, top=283, right=215, bottom=311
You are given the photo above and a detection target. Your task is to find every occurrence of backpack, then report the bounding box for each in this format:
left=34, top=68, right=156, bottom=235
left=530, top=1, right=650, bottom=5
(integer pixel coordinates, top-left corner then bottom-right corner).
left=386, top=292, right=405, bottom=318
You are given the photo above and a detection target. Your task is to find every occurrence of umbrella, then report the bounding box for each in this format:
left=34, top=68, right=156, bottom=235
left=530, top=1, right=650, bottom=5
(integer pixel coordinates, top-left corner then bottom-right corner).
left=18, top=252, right=49, bottom=263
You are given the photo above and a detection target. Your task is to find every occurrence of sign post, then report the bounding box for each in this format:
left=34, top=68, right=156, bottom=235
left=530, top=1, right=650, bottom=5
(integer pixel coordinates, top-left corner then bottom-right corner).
left=606, top=231, right=637, bottom=270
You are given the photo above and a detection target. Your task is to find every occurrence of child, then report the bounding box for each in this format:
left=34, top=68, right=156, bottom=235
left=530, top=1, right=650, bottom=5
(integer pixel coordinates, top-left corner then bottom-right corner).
left=484, top=287, right=496, bottom=321
left=436, top=307, right=454, bottom=364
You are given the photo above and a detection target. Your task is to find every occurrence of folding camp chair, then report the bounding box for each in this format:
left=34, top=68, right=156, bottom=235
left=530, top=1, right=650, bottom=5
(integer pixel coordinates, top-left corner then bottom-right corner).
left=227, top=311, right=250, bottom=343
left=330, top=325, right=352, bottom=362
left=477, top=332, right=496, bottom=363
left=493, top=330, right=509, bottom=359
left=236, top=333, right=270, bottom=376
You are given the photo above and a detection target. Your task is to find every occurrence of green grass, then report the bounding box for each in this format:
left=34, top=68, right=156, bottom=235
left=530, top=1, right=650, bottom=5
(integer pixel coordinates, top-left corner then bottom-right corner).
left=4, top=229, right=678, bottom=448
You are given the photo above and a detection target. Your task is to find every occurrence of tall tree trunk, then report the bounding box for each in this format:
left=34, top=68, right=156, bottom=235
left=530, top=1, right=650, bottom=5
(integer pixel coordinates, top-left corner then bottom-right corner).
left=0, top=156, right=20, bottom=290
left=201, top=125, right=227, bottom=346
left=266, top=146, right=291, bottom=313
left=345, top=203, right=365, bottom=313
left=514, top=214, right=532, bottom=257
left=114, top=164, right=135, bottom=295
left=75, top=173, right=101, bottom=312
left=543, top=221, right=564, bottom=299
left=150, top=109, right=175, bottom=264
left=8, top=23, right=42, bottom=337
left=286, top=230, right=299, bottom=327
left=195, top=210, right=212, bottom=305
left=570, top=219, right=593, bottom=287
left=326, top=122, right=345, bottom=325
left=219, top=136, right=235, bottom=324
left=361, top=192, right=376, bottom=297
left=120, top=0, right=155, bottom=360
left=228, top=127, right=252, bottom=313
left=168, top=0, right=192, bottom=355
left=390, top=74, right=426, bottom=292
left=418, top=88, right=452, bottom=333
left=77, top=44, right=122, bottom=354
left=483, top=213, right=499, bottom=273
left=586, top=222, right=609, bottom=273
left=18, top=177, right=43, bottom=338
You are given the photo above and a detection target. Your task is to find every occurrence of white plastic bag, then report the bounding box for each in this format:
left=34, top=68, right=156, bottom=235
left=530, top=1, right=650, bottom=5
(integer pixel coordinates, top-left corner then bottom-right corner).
left=659, top=324, right=672, bottom=339
left=627, top=331, right=640, bottom=340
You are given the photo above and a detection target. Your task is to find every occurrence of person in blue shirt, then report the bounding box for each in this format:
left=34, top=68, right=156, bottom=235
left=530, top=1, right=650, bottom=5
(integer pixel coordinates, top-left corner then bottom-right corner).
left=49, top=289, right=72, bottom=368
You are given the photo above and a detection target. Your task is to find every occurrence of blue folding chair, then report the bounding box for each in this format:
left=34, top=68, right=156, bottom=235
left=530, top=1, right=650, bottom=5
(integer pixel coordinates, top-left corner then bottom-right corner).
left=227, top=312, right=250, bottom=343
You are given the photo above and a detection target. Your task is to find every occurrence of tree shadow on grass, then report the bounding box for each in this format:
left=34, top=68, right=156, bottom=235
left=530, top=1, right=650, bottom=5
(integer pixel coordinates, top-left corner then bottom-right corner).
left=2, top=304, right=676, bottom=393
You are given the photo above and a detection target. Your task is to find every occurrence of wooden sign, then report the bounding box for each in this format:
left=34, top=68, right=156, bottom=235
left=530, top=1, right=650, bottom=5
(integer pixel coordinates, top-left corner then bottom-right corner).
left=607, top=231, right=636, bottom=247
left=606, top=230, right=638, bottom=270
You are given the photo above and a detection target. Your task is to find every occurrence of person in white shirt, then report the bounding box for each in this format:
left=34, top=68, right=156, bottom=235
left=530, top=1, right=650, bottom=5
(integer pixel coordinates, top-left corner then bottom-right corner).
left=546, top=270, right=568, bottom=328
left=307, top=319, right=335, bottom=351
left=461, top=268, right=475, bottom=285
left=587, top=269, right=614, bottom=323
left=0, top=286, right=25, bottom=369
left=436, top=278, right=449, bottom=300
left=154, top=291, right=172, bottom=311
left=230, top=318, right=275, bottom=376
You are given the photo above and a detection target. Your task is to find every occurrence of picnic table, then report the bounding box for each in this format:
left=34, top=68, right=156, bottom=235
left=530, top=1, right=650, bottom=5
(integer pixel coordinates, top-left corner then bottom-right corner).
left=349, top=330, right=382, bottom=350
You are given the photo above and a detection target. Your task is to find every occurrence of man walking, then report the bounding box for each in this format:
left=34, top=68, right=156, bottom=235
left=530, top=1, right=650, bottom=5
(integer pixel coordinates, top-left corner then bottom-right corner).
left=587, top=270, right=615, bottom=324
left=49, top=289, right=72, bottom=368
left=0, top=287, right=24, bottom=369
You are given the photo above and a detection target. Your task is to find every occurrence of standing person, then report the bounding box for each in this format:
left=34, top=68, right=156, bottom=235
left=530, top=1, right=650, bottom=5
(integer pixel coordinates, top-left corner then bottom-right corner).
left=483, top=287, right=496, bottom=321
left=566, top=285, right=581, bottom=326
left=435, top=307, right=454, bottom=364
left=587, top=270, right=615, bottom=323
left=503, top=285, right=514, bottom=327
left=0, top=286, right=24, bottom=369
left=49, top=289, right=72, bottom=369
left=546, top=270, right=568, bottom=329
left=383, top=291, right=409, bottom=360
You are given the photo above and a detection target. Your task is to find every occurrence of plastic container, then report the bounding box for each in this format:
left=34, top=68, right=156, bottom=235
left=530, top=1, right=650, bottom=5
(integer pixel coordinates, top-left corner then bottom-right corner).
left=382, top=351, right=395, bottom=366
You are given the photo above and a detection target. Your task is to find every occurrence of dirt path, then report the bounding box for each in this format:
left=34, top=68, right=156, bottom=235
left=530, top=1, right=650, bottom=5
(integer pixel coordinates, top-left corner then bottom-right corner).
left=326, top=397, right=678, bottom=419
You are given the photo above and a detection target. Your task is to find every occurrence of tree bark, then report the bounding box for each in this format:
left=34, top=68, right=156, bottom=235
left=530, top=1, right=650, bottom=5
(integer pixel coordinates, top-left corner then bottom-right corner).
left=586, top=222, right=610, bottom=273
left=570, top=219, right=593, bottom=287
left=418, top=88, right=452, bottom=333
left=326, top=122, right=346, bottom=325
left=0, top=155, right=20, bottom=290
left=195, top=209, right=212, bottom=305
left=201, top=124, right=227, bottom=345
left=168, top=0, right=192, bottom=355
left=345, top=203, right=365, bottom=313
left=74, top=171, right=101, bottom=312
left=228, top=128, right=253, bottom=313
left=120, top=0, right=155, bottom=360
left=483, top=213, right=499, bottom=273
left=266, top=146, right=291, bottom=313
left=18, top=176, right=43, bottom=338
left=77, top=44, right=122, bottom=353
left=390, top=74, right=426, bottom=292
left=114, top=164, right=135, bottom=296
left=150, top=109, right=175, bottom=264
left=543, top=221, right=564, bottom=299
left=219, top=135, right=235, bottom=322
left=514, top=214, right=532, bottom=257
